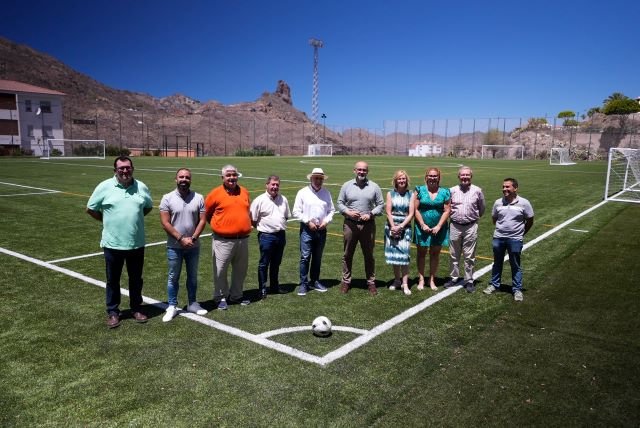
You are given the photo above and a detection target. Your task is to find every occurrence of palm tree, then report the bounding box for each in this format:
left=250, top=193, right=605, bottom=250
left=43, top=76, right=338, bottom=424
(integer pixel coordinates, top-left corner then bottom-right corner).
left=603, top=92, right=628, bottom=105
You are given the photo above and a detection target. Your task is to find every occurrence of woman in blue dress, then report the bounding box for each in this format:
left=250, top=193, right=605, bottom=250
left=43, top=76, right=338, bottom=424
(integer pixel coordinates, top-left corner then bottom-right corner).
left=384, top=170, right=414, bottom=295
left=412, top=167, right=451, bottom=291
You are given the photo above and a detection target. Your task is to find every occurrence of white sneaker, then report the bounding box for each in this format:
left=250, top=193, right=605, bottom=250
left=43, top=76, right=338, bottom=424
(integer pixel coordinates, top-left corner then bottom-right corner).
left=513, top=290, right=524, bottom=302
left=187, top=302, right=208, bottom=315
left=162, top=305, right=178, bottom=322
left=483, top=285, right=498, bottom=295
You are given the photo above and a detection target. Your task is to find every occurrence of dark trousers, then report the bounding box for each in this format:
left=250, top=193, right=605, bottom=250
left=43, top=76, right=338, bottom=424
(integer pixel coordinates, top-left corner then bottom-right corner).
left=299, top=223, right=327, bottom=286
left=342, top=220, right=376, bottom=286
left=257, top=231, right=286, bottom=290
left=104, top=246, right=145, bottom=315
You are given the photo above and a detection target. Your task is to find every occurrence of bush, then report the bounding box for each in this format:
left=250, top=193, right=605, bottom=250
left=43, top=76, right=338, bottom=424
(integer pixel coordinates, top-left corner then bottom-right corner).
left=106, top=145, right=131, bottom=156
left=526, top=117, right=549, bottom=129
left=235, top=148, right=275, bottom=157
left=562, top=119, right=580, bottom=127
left=602, top=99, right=640, bottom=115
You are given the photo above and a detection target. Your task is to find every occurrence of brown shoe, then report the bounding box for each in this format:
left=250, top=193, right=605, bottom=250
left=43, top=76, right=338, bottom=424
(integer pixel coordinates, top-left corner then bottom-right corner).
left=107, top=314, right=120, bottom=329
left=340, top=282, right=350, bottom=294
left=132, top=311, right=148, bottom=323
left=368, top=284, right=378, bottom=296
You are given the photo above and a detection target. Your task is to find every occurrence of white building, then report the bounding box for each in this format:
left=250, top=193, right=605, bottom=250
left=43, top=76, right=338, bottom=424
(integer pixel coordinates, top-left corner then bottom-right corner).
left=0, top=80, right=66, bottom=155
left=408, top=141, right=443, bottom=157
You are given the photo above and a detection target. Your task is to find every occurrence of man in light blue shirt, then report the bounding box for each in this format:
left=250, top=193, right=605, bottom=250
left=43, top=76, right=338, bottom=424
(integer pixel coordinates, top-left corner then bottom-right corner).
left=87, top=156, right=153, bottom=328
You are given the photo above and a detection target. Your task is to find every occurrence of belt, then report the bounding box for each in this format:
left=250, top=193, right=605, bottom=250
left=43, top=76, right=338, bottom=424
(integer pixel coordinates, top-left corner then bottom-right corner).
left=213, top=233, right=250, bottom=240
left=258, top=230, right=285, bottom=235
left=345, top=218, right=371, bottom=225
left=451, top=220, right=476, bottom=226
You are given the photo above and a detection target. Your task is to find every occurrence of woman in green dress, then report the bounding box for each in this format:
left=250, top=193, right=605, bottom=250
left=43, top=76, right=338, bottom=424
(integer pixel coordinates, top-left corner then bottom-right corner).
left=412, top=167, right=451, bottom=291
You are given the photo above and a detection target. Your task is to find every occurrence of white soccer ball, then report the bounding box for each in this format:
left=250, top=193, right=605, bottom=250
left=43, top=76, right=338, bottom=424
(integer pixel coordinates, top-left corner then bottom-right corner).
left=311, top=316, right=332, bottom=337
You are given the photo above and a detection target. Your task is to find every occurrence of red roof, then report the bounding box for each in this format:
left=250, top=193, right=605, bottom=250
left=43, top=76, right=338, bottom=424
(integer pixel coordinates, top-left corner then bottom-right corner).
left=0, top=79, right=66, bottom=96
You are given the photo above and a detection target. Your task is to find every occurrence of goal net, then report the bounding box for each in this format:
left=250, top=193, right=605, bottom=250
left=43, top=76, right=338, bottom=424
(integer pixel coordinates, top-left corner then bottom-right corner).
left=306, top=144, right=333, bottom=157
left=604, top=148, right=640, bottom=203
left=481, top=145, right=524, bottom=160
left=550, top=147, right=575, bottom=165
left=42, top=139, right=106, bottom=159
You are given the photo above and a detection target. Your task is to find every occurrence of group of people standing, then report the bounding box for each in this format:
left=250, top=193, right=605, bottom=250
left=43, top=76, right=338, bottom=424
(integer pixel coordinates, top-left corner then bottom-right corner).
left=382, top=165, right=535, bottom=302
left=86, top=156, right=534, bottom=329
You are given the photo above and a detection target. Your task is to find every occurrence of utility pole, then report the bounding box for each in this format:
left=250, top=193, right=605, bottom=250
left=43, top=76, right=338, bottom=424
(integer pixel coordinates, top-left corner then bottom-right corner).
left=309, top=38, right=323, bottom=144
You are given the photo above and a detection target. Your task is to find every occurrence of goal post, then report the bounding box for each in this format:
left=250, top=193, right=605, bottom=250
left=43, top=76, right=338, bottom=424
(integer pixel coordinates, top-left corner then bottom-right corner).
left=604, top=148, right=640, bottom=203
left=550, top=147, right=575, bottom=165
left=481, top=145, right=524, bottom=160
left=306, top=144, right=333, bottom=157
left=42, top=139, right=106, bottom=159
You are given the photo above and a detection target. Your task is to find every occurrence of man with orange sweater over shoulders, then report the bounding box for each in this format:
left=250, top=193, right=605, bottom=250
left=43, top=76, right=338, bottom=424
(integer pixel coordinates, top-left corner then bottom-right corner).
left=205, top=165, right=252, bottom=309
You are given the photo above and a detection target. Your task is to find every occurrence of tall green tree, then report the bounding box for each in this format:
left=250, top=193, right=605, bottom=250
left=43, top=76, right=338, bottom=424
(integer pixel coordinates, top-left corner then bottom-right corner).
left=558, top=110, right=576, bottom=119
left=603, top=92, right=628, bottom=105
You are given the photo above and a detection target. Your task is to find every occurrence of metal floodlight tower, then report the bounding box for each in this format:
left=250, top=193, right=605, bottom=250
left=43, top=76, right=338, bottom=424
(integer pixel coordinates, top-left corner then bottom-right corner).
left=309, top=38, right=324, bottom=144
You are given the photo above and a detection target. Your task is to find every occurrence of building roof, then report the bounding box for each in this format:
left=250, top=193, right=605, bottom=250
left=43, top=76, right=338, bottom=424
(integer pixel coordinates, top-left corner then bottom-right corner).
left=0, top=79, right=66, bottom=96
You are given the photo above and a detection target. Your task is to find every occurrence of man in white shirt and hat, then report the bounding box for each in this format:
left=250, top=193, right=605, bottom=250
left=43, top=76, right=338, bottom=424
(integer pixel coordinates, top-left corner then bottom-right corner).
left=292, top=167, right=335, bottom=296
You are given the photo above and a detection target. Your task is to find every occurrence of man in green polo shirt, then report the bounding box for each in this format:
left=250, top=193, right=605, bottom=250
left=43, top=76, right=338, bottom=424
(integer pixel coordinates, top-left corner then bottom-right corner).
left=87, top=155, right=153, bottom=328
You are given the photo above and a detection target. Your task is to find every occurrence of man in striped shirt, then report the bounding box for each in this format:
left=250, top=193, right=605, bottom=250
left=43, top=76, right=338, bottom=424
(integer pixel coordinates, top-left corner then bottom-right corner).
left=444, top=166, right=486, bottom=292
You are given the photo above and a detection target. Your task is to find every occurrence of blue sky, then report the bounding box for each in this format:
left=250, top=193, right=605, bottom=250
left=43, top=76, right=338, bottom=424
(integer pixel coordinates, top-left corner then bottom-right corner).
left=3, top=0, right=638, bottom=129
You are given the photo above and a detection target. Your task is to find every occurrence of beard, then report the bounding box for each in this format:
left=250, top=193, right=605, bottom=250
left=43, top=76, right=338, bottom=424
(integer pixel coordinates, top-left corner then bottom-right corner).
left=178, top=182, right=190, bottom=192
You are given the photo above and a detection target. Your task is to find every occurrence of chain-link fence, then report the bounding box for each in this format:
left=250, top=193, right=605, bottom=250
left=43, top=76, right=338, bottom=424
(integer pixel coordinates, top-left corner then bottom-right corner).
left=65, top=110, right=640, bottom=159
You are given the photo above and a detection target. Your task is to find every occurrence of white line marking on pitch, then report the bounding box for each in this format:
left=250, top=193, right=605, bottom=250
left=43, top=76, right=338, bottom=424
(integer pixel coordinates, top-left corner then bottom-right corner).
left=317, top=198, right=609, bottom=365
left=569, top=228, right=589, bottom=233
left=0, top=246, right=324, bottom=365
left=1, top=197, right=610, bottom=366
left=0, top=181, right=60, bottom=196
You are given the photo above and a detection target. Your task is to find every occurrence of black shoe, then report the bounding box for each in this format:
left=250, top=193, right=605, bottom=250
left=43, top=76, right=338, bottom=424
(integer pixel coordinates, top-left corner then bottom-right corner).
left=464, top=281, right=476, bottom=293
left=443, top=278, right=461, bottom=288
left=260, top=288, right=268, bottom=300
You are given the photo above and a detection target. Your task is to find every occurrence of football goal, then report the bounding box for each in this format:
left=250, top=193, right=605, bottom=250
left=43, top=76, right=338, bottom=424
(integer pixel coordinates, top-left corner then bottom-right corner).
left=604, top=147, right=640, bottom=203
left=481, top=145, right=524, bottom=160
left=42, top=139, right=106, bottom=159
left=550, top=147, right=575, bottom=165
left=306, top=144, right=333, bottom=157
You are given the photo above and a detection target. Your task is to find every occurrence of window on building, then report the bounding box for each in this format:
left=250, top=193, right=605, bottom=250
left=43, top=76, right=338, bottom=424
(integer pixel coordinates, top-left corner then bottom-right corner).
left=27, top=125, right=34, bottom=137
left=44, top=126, right=53, bottom=137
left=25, top=100, right=32, bottom=112
left=0, top=119, right=19, bottom=136
left=40, top=101, right=52, bottom=113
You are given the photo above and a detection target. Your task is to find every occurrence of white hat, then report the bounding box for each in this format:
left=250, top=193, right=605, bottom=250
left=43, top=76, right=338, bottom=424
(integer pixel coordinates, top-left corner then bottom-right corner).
left=307, top=167, right=328, bottom=180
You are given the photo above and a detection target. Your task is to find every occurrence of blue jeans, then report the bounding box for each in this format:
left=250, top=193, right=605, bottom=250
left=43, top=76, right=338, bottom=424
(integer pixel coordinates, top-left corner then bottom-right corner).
left=104, top=246, right=145, bottom=315
left=166, top=246, right=200, bottom=306
left=299, top=224, right=327, bottom=286
left=491, top=238, right=523, bottom=291
left=258, top=231, right=286, bottom=290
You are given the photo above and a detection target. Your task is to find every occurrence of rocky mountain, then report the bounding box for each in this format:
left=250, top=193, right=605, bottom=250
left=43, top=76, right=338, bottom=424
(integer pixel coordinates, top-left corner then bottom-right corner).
left=2, top=36, right=637, bottom=158
left=0, top=36, right=337, bottom=155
